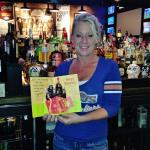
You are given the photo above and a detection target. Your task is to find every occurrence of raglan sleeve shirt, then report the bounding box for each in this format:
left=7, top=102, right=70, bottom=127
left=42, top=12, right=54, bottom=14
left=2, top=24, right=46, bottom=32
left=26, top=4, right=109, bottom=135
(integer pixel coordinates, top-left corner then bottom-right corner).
left=102, top=59, right=122, bottom=118
left=54, top=59, right=122, bottom=118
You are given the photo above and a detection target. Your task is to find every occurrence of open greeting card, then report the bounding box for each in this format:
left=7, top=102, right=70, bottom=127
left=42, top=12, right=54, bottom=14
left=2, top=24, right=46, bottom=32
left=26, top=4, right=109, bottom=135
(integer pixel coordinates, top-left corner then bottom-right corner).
left=30, top=74, right=82, bottom=118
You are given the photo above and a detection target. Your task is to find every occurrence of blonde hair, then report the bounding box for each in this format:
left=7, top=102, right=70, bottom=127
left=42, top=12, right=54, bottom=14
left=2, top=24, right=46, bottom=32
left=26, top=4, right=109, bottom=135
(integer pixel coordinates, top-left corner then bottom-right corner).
left=72, top=13, right=102, bottom=40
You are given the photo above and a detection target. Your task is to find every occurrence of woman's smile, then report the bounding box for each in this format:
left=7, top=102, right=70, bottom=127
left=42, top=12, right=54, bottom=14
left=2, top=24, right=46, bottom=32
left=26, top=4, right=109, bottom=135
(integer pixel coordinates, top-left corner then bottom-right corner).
left=80, top=45, right=89, bottom=50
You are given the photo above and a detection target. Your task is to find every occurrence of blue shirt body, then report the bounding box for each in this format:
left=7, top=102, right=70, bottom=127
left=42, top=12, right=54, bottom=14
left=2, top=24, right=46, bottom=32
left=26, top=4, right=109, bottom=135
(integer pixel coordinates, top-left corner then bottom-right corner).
left=54, top=56, right=122, bottom=142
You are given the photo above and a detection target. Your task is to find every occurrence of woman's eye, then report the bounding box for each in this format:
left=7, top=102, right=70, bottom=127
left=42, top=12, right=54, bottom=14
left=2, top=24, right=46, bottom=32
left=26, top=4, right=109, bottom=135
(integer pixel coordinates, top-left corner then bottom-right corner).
left=88, top=34, right=93, bottom=37
left=76, top=34, right=81, bottom=38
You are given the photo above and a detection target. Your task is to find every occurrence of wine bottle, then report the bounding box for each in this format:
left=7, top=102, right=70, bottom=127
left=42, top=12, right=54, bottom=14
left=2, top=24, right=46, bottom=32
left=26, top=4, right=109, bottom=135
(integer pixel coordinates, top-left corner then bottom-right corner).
left=26, top=28, right=36, bottom=63
left=112, top=141, right=119, bottom=150
left=118, top=58, right=127, bottom=79
left=38, top=31, right=50, bottom=64
left=4, top=23, right=17, bottom=64
left=117, top=28, right=122, bottom=38
left=0, top=46, right=3, bottom=82
left=0, top=38, right=6, bottom=97
left=36, top=32, right=43, bottom=62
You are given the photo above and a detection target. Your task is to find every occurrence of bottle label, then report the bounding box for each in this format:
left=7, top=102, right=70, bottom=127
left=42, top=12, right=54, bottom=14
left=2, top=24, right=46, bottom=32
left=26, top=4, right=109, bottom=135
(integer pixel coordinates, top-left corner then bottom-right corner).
left=0, top=83, right=5, bottom=97
left=117, top=48, right=124, bottom=57
left=137, top=106, right=148, bottom=128
left=136, top=51, right=144, bottom=65
left=42, top=46, right=48, bottom=53
left=4, top=41, right=10, bottom=55
left=105, top=51, right=113, bottom=59
left=39, top=51, right=50, bottom=63
left=48, top=71, right=54, bottom=77
left=119, top=67, right=125, bottom=76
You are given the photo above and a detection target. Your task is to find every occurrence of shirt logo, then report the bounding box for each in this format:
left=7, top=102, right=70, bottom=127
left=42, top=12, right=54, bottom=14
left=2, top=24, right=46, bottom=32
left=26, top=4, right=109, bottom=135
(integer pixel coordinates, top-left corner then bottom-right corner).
left=82, top=104, right=101, bottom=112
left=80, top=91, right=98, bottom=103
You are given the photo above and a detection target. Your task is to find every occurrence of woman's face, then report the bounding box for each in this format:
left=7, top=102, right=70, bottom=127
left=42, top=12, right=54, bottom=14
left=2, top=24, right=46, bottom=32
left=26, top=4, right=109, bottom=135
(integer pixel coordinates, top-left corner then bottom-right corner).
left=72, top=21, right=97, bottom=57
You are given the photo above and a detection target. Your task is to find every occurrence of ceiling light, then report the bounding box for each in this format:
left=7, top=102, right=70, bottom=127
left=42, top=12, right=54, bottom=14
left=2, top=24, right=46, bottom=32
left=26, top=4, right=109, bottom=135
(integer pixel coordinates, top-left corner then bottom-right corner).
left=45, top=3, right=52, bottom=15
left=117, top=5, right=125, bottom=10
left=3, top=16, right=10, bottom=21
left=118, top=6, right=124, bottom=10
left=78, top=5, right=87, bottom=14
left=50, top=4, right=59, bottom=12
left=21, top=2, right=30, bottom=10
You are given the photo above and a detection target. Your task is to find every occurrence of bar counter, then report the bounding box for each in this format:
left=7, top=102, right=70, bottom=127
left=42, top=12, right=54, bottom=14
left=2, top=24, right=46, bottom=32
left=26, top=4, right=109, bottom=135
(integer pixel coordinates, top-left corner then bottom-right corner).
left=0, top=96, right=31, bottom=117
left=0, top=96, right=30, bottom=105
left=0, top=78, right=150, bottom=150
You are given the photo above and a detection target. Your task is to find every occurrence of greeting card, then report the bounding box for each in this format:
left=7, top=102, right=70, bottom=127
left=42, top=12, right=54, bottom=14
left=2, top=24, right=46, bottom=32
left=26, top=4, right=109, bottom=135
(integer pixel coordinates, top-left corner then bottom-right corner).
left=30, top=74, right=81, bottom=118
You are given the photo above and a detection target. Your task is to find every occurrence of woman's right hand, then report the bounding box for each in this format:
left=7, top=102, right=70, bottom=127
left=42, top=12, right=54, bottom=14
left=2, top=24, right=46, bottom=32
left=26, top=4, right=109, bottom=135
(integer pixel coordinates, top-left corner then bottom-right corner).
left=43, top=115, right=58, bottom=123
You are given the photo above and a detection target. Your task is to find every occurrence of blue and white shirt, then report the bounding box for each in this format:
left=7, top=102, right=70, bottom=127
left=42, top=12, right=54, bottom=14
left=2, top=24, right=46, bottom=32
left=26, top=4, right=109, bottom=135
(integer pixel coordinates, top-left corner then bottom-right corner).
left=54, top=56, right=122, bottom=141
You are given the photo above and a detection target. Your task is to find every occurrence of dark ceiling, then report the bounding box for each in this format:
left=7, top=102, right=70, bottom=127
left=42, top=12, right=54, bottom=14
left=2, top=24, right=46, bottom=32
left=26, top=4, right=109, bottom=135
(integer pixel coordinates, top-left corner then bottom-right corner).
left=108, top=0, right=149, bottom=9
left=2, top=0, right=150, bottom=9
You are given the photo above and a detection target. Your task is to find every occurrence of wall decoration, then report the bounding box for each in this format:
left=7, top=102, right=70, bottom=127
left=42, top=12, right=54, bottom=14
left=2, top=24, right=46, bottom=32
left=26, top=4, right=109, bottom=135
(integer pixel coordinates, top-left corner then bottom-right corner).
left=15, top=7, right=55, bottom=38
left=56, top=5, right=70, bottom=39
left=0, top=2, right=13, bottom=20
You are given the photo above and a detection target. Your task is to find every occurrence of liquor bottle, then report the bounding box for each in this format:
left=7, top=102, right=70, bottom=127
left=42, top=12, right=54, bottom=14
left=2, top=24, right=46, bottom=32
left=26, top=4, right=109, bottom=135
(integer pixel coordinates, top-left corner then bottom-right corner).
left=112, top=141, right=119, bottom=150
left=118, top=107, right=125, bottom=127
left=117, top=28, right=122, bottom=38
left=116, top=27, right=123, bottom=47
left=35, top=32, right=43, bottom=62
left=0, top=117, right=7, bottom=139
left=0, top=45, right=3, bottom=82
left=42, top=32, right=49, bottom=67
left=118, top=58, right=127, bottom=79
left=66, top=44, right=73, bottom=60
left=62, top=27, right=68, bottom=43
left=127, top=60, right=140, bottom=79
left=137, top=105, right=148, bottom=128
left=27, top=29, right=44, bottom=77
left=0, top=50, right=1, bottom=81
left=38, top=31, right=51, bottom=64
left=117, top=44, right=125, bottom=59
left=0, top=37, right=6, bottom=97
left=26, top=28, right=35, bottom=63
left=105, top=46, right=113, bottom=60
left=135, top=49, right=144, bottom=65
left=6, top=116, right=16, bottom=139
left=141, top=63, right=149, bottom=78
left=102, top=31, right=107, bottom=44
left=4, top=23, right=17, bottom=64
left=39, top=32, right=43, bottom=43
left=124, top=30, right=129, bottom=41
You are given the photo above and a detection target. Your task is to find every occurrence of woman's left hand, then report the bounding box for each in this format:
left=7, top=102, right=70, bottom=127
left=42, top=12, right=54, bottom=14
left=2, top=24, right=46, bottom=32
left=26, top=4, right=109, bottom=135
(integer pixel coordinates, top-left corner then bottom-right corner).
left=58, top=108, right=108, bottom=125
left=58, top=113, right=83, bottom=125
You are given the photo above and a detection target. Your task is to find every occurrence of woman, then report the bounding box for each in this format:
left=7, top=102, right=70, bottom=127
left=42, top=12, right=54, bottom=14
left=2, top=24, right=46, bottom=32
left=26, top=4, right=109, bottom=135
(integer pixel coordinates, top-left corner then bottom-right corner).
left=44, top=13, right=122, bottom=150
